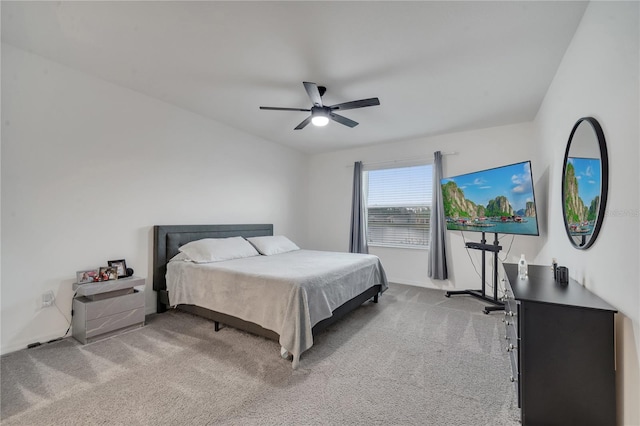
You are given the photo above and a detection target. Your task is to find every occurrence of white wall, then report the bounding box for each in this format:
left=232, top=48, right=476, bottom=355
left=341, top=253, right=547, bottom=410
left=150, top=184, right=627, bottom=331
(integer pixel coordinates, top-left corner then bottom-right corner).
left=1, top=44, right=309, bottom=354
left=307, top=122, right=542, bottom=294
left=533, top=2, right=639, bottom=424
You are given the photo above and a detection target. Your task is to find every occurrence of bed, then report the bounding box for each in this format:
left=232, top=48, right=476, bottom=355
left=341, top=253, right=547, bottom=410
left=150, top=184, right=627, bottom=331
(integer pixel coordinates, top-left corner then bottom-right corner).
left=153, top=224, right=388, bottom=367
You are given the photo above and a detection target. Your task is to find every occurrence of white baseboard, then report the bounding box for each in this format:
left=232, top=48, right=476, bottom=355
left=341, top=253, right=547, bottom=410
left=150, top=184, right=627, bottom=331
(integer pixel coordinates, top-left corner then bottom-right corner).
left=388, top=278, right=452, bottom=290
left=1, top=330, right=71, bottom=356
left=389, top=278, right=430, bottom=287
left=387, top=275, right=456, bottom=289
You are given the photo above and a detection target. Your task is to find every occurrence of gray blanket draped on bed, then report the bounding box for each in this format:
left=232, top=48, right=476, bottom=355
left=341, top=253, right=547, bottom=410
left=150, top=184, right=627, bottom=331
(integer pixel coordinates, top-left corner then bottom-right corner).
left=166, top=249, right=388, bottom=368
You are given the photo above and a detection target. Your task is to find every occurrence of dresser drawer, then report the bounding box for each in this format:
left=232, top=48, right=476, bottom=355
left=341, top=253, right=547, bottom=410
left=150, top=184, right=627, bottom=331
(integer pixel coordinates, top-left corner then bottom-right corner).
left=85, top=307, right=145, bottom=339
left=82, top=290, right=144, bottom=320
left=505, top=317, right=519, bottom=365
left=508, top=347, right=519, bottom=376
left=508, top=348, right=520, bottom=405
left=504, top=296, right=517, bottom=317
left=505, top=319, right=518, bottom=344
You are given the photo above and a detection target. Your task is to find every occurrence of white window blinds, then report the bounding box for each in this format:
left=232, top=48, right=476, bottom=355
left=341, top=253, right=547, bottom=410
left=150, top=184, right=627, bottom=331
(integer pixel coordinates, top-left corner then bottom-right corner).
left=366, top=164, right=433, bottom=248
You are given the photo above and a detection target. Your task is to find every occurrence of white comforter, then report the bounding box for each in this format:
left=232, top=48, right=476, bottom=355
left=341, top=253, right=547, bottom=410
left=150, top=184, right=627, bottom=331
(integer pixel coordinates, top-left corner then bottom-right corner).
left=166, top=249, right=387, bottom=367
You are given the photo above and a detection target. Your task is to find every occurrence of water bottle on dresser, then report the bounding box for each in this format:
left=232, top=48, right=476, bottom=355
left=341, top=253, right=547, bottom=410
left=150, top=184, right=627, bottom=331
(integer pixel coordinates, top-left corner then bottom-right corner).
left=518, top=254, right=528, bottom=279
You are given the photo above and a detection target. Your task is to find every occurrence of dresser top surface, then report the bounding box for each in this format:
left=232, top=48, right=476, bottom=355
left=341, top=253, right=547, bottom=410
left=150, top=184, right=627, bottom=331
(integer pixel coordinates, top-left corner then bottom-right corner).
left=73, top=276, right=145, bottom=296
left=504, top=264, right=617, bottom=312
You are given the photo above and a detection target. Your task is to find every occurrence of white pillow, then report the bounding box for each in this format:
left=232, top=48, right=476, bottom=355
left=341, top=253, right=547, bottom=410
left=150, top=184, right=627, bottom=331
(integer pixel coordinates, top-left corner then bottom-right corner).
left=178, top=237, right=259, bottom=263
left=247, top=235, right=300, bottom=256
left=169, top=252, right=191, bottom=262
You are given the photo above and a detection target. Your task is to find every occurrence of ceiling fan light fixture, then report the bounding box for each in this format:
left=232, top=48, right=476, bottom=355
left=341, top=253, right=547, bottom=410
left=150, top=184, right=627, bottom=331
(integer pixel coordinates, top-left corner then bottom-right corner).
left=311, top=114, right=329, bottom=127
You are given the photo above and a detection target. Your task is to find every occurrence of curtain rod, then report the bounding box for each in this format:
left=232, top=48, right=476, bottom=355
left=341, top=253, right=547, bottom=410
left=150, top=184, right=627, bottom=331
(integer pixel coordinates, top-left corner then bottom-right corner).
left=346, top=152, right=457, bottom=168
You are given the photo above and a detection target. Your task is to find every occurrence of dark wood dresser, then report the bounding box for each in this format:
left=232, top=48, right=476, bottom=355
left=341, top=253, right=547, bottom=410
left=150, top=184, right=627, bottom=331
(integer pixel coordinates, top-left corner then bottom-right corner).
left=502, top=263, right=617, bottom=426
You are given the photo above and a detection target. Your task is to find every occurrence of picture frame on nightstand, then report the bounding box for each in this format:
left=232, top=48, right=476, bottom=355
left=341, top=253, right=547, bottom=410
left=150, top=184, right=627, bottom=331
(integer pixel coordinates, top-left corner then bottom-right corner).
left=108, top=259, right=128, bottom=278
left=98, top=266, right=118, bottom=281
left=76, top=269, right=99, bottom=284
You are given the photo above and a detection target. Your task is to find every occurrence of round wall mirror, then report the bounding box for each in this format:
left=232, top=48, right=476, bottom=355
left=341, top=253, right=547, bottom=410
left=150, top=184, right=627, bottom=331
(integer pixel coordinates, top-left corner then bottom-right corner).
left=561, top=117, right=609, bottom=249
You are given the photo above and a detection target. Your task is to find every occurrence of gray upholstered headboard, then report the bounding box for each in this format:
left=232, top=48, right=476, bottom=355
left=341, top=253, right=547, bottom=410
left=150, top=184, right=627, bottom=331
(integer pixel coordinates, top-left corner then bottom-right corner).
left=153, top=224, right=273, bottom=310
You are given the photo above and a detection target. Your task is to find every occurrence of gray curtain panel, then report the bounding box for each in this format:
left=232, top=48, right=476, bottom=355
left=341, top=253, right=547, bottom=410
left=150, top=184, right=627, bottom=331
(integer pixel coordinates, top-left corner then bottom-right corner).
left=428, top=151, right=448, bottom=279
left=349, top=161, right=369, bottom=254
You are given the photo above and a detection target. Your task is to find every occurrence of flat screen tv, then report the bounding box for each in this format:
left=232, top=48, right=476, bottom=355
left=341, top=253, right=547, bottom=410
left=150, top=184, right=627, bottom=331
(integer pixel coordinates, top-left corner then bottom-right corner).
left=441, top=160, right=539, bottom=236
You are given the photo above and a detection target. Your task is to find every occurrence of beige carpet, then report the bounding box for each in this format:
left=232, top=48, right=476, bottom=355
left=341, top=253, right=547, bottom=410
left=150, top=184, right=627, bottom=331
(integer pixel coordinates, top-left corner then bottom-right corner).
left=1, top=284, right=519, bottom=425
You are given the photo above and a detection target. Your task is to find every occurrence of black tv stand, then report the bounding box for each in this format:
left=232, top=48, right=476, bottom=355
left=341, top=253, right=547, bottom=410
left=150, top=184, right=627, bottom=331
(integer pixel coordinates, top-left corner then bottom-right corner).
left=444, top=232, right=504, bottom=313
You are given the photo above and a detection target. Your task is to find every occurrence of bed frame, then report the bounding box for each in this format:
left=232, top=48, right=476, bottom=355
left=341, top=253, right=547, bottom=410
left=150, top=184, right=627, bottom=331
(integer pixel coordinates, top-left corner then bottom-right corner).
left=153, top=224, right=381, bottom=342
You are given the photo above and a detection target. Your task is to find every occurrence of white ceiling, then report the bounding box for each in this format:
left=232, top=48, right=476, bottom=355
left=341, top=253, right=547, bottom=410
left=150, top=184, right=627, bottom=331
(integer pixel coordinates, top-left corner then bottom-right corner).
left=1, top=1, right=588, bottom=154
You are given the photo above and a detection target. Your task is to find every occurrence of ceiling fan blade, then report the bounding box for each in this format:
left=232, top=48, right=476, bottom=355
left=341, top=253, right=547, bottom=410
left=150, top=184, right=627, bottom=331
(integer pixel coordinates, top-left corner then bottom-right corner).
left=294, top=116, right=313, bottom=130
left=330, top=97, right=380, bottom=111
left=303, top=82, right=323, bottom=107
left=330, top=112, right=359, bottom=128
left=260, top=106, right=310, bottom=112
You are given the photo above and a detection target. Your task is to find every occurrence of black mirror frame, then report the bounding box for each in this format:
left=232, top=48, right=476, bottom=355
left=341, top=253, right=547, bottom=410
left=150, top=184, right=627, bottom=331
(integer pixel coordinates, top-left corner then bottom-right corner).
left=561, top=117, right=609, bottom=250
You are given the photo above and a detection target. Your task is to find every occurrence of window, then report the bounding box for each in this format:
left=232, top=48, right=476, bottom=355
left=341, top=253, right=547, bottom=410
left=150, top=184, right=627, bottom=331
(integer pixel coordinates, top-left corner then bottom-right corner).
left=366, top=164, right=433, bottom=248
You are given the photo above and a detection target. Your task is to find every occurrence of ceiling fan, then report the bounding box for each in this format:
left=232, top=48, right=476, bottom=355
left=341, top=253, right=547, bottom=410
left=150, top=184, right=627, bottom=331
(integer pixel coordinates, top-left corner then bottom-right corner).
left=259, top=82, right=380, bottom=130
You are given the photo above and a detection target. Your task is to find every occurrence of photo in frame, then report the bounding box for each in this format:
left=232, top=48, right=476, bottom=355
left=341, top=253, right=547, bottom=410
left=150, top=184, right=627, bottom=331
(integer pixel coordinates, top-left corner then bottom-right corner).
left=108, top=259, right=128, bottom=278
left=76, top=269, right=99, bottom=284
left=99, top=266, right=119, bottom=281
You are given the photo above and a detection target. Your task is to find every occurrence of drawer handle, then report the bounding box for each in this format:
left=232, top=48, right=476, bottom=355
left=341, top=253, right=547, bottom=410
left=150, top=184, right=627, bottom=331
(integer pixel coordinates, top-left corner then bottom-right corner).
left=510, top=375, right=517, bottom=383
left=506, top=344, right=518, bottom=352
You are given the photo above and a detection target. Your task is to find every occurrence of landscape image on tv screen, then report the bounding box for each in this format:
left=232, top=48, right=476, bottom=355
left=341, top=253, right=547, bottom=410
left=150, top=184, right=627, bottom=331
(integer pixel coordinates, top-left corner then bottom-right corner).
left=441, top=161, right=539, bottom=236
left=564, top=157, right=601, bottom=236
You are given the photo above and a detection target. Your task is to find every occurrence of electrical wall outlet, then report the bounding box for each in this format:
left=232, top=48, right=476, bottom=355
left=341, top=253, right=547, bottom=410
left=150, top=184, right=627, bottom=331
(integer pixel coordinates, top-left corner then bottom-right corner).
left=42, top=291, right=55, bottom=307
